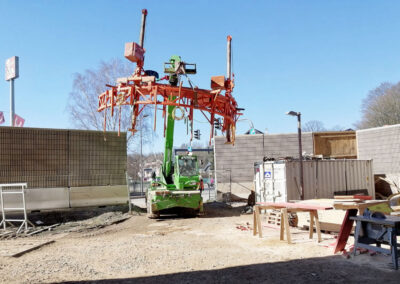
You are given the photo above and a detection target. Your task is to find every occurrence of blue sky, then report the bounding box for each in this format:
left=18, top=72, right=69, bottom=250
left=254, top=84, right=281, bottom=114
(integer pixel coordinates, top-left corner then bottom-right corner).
left=1, top=0, right=400, bottom=153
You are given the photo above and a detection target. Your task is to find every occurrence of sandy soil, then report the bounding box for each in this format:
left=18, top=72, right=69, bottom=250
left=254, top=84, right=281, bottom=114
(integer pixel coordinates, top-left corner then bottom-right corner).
left=0, top=203, right=399, bottom=283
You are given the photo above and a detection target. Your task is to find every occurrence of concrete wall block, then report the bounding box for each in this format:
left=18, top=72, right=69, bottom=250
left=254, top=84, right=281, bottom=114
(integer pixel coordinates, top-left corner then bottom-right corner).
left=357, top=124, right=400, bottom=174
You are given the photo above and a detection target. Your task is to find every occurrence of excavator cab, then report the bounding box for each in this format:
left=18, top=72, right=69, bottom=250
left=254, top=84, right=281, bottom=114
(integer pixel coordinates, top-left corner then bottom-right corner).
left=178, top=156, right=198, bottom=177
left=173, top=155, right=200, bottom=190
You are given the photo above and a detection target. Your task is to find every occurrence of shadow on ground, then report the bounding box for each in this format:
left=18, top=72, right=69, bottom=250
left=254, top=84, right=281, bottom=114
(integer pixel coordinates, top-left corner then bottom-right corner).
left=148, top=202, right=247, bottom=221
left=27, top=205, right=129, bottom=226
left=201, top=202, right=246, bottom=218
left=5, top=201, right=245, bottom=231
left=60, top=255, right=399, bottom=284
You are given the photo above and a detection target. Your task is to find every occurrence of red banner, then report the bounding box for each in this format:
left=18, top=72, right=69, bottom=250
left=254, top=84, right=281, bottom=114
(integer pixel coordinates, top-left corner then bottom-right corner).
left=13, top=114, right=25, bottom=127
left=0, top=111, right=6, bottom=124
left=0, top=112, right=4, bottom=125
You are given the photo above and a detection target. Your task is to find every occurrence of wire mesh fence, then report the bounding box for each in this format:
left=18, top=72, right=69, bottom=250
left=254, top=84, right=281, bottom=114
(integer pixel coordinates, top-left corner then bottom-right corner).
left=128, top=180, right=149, bottom=197
left=0, top=127, right=127, bottom=188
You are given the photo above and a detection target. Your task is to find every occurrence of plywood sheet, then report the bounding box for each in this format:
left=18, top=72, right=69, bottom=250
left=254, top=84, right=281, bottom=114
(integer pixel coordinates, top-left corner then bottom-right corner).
left=313, top=131, right=357, bottom=159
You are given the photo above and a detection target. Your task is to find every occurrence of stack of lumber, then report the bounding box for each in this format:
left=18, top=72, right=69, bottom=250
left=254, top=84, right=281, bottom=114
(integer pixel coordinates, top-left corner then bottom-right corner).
left=297, top=196, right=373, bottom=233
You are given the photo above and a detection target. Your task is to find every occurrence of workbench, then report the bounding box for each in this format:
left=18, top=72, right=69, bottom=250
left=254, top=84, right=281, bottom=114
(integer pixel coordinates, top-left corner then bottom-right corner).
left=253, top=202, right=333, bottom=244
left=351, top=214, right=400, bottom=270
left=333, top=200, right=388, bottom=253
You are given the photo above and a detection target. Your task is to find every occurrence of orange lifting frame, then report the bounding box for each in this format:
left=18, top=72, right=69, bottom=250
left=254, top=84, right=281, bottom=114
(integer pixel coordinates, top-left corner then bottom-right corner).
left=98, top=10, right=241, bottom=144
left=98, top=77, right=241, bottom=144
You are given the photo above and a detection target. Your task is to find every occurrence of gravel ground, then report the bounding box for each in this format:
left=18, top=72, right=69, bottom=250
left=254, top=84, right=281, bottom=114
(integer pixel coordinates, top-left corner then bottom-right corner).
left=0, top=203, right=399, bottom=283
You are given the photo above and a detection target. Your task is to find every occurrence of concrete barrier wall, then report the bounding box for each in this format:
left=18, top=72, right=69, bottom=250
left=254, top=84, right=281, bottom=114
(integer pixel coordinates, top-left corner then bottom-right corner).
left=0, top=186, right=128, bottom=213
left=1, top=188, right=70, bottom=211
left=214, top=134, right=264, bottom=183
left=214, top=133, right=313, bottom=196
left=357, top=124, right=400, bottom=175
left=69, top=185, right=128, bottom=208
left=264, top=133, right=313, bottom=158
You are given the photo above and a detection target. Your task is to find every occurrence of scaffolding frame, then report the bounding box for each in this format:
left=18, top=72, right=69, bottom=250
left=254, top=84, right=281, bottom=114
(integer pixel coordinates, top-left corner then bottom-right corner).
left=0, top=183, right=35, bottom=234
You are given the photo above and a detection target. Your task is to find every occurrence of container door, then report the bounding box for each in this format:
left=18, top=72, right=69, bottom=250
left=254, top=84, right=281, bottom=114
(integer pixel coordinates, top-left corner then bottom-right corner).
left=284, top=161, right=316, bottom=201
left=345, top=160, right=374, bottom=197
left=263, top=162, right=274, bottom=202
left=318, top=160, right=346, bottom=198
left=272, top=163, right=287, bottom=202
left=262, top=162, right=287, bottom=203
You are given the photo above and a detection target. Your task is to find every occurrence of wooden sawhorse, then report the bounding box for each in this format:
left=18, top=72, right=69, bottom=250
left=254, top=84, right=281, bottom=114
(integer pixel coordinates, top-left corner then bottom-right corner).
left=253, top=202, right=333, bottom=244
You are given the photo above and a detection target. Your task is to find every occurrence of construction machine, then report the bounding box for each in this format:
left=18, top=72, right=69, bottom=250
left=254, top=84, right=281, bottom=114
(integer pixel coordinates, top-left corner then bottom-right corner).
left=97, top=9, right=242, bottom=217
left=146, top=55, right=203, bottom=217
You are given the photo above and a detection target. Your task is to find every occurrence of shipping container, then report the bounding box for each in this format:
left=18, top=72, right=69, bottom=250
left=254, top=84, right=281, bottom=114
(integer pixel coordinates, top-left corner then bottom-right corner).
left=254, top=159, right=374, bottom=203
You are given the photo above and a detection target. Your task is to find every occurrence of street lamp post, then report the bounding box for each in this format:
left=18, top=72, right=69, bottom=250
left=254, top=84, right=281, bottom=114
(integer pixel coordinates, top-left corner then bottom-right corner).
left=238, top=118, right=255, bottom=134
left=286, top=111, right=304, bottom=200
left=140, top=114, right=149, bottom=195
left=5, top=56, right=19, bottom=126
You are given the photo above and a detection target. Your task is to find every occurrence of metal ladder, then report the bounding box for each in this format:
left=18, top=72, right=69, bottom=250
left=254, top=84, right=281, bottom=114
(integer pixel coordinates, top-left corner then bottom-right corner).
left=0, top=183, right=34, bottom=234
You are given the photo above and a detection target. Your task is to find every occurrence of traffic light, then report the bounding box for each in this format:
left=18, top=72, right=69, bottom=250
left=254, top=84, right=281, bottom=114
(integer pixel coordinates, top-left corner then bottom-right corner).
left=214, top=118, right=222, bottom=130
left=194, top=129, right=201, bottom=140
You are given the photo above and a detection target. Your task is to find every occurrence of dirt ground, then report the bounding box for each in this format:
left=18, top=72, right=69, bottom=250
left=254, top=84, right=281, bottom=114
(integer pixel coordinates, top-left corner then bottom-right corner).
left=0, top=202, right=399, bottom=283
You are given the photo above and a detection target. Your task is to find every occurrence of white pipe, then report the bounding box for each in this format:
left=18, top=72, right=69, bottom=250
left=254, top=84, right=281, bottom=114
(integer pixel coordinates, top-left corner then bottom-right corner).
left=226, top=35, right=232, bottom=79
left=139, top=9, right=148, bottom=48
left=10, top=79, right=14, bottom=126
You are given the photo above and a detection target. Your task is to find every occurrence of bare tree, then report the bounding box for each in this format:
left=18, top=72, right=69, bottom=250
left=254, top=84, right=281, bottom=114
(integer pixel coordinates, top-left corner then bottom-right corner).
left=302, top=120, right=326, bottom=132
left=329, top=125, right=346, bottom=131
left=355, top=82, right=400, bottom=129
left=178, top=141, right=208, bottom=149
left=67, top=58, right=153, bottom=151
left=127, top=152, right=163, bottom=179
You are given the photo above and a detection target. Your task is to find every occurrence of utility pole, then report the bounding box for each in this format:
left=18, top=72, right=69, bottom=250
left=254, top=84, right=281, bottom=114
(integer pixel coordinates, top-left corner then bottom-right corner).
left=5, top=56, right=19, bottom=126
left=10, top=79, right=15, bottom=126
left=139, top=9, right=148, bottom=195
left=286, top=111, right=304, bottom=200
left=297, top=113, right=304, bottom=200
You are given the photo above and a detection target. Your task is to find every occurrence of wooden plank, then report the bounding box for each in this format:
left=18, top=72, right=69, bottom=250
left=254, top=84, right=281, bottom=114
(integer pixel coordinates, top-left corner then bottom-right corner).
left=253, top=207, right=257, bottom=236
left=333, top=199, right=363, bottom=203
left=26, top=224, right=59, bottom=236
left=12, top=240, right=55, bottom=257
left=282, top=208, right=292, bottom=244
left=334, top=195, right=372, bottom=200
left=318, top=221, right=350, bottom=233
left=391, top=205, right=400, bottom=212
left=309, top=211, right=314, bottom=239
left=280, top=215, right=284, bottom=241
left=314, top=211, right=322, bottom=242
left=0, top=239, right=55, bottom=257
left=256, top=206, right=263, bottom=238
left=257, top=202, right=333, bottom=211
left=0, top=231, right=15, bottom=238
left=334, top=200, right=388, bottom=210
